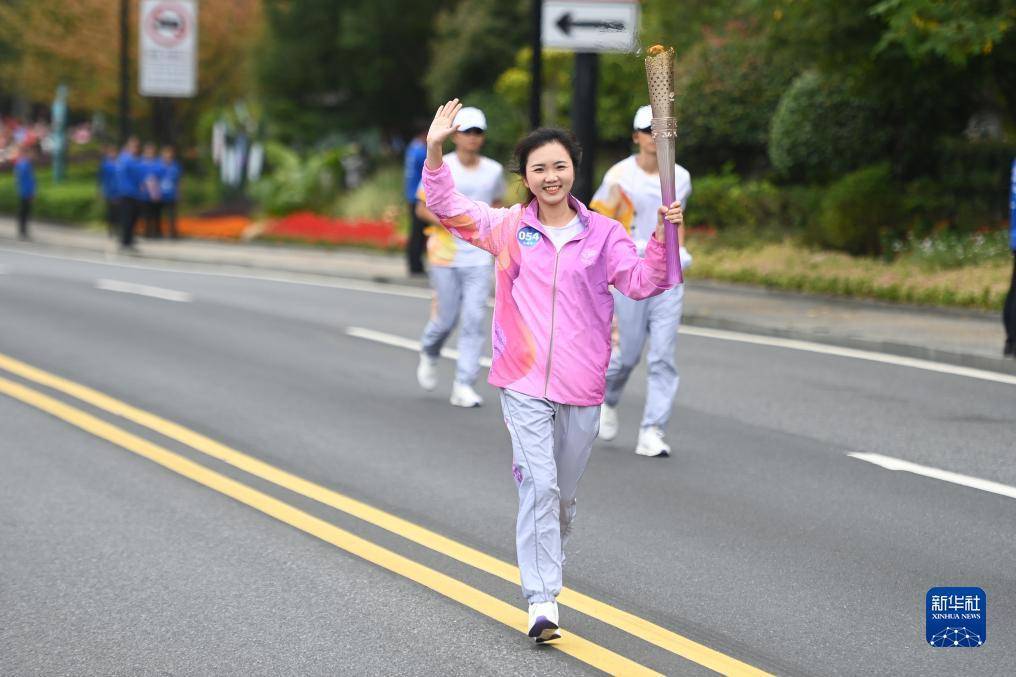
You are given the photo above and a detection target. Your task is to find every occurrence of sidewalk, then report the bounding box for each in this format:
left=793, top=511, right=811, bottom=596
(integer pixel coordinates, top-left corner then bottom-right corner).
left=3, top=218, right=1012, bottom=375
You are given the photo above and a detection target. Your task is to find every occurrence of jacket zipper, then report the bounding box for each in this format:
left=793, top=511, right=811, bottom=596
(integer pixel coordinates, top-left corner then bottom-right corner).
left=543, top=250, right=561, bottom=398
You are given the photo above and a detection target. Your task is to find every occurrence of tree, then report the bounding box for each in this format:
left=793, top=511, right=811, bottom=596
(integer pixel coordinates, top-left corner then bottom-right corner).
left=761, top=0, right=1012, bottom=178
left=424, top=0, right=528, bottom=105
left=0, top=0, right=262, bottom=144
left=257, top=0, right=449, bottom=146
left=871, top=0, right=1016, bottom=66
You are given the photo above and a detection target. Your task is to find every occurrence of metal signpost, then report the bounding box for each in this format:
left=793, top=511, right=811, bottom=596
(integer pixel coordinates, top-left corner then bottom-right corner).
left=139, top=0, right=198, bottom=143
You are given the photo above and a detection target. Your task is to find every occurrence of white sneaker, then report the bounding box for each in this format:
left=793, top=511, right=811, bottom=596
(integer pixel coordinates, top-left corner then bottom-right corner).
left=598, top=404, right=619, bottom=441
left=635, top=426, right=671, bottom=457
left=416, top=353, right=438, bottom=391
left=527, top=601, right=560, bottom=643
left=449, top=381, right=483, bottom=408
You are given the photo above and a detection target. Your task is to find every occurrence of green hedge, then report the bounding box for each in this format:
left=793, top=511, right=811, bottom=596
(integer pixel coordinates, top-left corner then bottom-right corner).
left=813, top=163, right=902, bottom=256
left=676, top=34, right=797, bottom=174
left=769, top=71, right=890, bottom=183
left=0, top=172, right=102, bottom=224
left=686, top=170, right=825, bottom=248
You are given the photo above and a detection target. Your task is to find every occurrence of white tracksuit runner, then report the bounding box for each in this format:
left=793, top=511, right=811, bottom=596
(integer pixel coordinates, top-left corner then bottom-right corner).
left=591, top=154, right=692, bottom=431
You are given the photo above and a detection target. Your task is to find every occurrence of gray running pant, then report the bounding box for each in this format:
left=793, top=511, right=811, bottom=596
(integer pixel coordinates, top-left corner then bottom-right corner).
left=420, top=265, right=491, bottom=386
left=500, top=388, right=600, bottom=603
left=604, top=284, right=684, bottom=429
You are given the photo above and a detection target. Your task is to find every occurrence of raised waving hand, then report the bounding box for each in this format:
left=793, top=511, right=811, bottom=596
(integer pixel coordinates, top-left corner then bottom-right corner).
left=425, top=98, right=462, bottom=169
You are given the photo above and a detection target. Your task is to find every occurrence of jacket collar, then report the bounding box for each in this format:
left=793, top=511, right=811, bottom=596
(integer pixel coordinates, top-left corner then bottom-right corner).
left=521, top=194, right=594, bottom=242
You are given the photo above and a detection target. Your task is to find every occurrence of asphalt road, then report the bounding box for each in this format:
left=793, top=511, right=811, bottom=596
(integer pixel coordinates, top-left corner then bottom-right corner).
left=1, top=245, right=1013, bottom=676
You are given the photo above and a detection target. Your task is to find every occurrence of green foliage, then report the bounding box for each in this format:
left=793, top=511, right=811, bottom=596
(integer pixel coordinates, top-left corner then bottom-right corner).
left=249, top=142, right=345, bottom=216
left=494, top=48, right=574, bottom=139
left=769, top=71, right=890, bottom=182
left=814, top=163, right=902, bottom=255
left=257, top=0, right=447, bottom=144
left=677, top=31, right=798, bottom=173
left=763, top=0, right=998, bottom=178
left=425, top=0, right=527, bottom=105
left=871, top=0, right=1016, bottom=65
left=684, top=169, right=823, bottom=248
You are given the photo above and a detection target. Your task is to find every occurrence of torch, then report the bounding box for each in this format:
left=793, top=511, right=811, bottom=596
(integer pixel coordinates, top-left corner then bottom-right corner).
left=644, top=45, right=682, bottom=286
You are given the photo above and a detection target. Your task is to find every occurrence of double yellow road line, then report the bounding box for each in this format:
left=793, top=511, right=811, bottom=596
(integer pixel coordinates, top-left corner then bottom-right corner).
left=0, top=351, right=770, bottom=676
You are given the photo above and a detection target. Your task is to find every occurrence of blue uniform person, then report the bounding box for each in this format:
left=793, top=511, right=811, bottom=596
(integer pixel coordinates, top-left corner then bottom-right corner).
left=14, top=146, right=37, bottom=240
left=1004, top=158, right=1016, bottom=358
left=404, top=126, right=429, bottom=275
left=115, top=137, right=142, bottom=251
left=98, top=145, right=119, bottom=236
left=159, top=146, right=181, bottom=239
left=139, top=143, right=164, bottom=238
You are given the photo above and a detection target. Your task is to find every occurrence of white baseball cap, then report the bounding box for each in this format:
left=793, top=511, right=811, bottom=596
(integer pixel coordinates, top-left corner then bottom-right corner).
left=454, top=107, right=487, bottom=132
left=633, top=105, right=652, bottom=131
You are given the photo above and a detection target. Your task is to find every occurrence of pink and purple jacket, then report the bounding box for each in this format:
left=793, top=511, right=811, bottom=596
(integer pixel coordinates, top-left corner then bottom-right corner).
left=422, top=162, right=680, bottom=406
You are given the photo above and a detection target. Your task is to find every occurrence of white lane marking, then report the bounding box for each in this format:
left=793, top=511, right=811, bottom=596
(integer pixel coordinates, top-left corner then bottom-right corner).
left=346, top=327, right=492, bottom=368
left=6, top=247, right=1011, bottom=385
left=0, top=246, right=431, bottom=300
left=95, top=279, right=193, bottom=303
left=679, top=325, right=1016, bottom=387
left=849, top=452, right=1016, bottom=501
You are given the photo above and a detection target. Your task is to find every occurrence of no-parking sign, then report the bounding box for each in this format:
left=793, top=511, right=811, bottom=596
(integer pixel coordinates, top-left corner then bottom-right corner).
left=139, top=0, right=197, bottom=97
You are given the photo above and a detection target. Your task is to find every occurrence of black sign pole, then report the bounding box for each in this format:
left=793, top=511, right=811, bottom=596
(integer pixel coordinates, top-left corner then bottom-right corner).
left=119, top=0, right=130, bottom=143
left=572, top=52, right=598, bottom=204
left=530, top=0, right=542, bottom=130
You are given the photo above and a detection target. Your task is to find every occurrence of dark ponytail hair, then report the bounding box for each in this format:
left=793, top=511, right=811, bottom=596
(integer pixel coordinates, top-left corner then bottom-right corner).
left=511, top=127, right=582, bottom=202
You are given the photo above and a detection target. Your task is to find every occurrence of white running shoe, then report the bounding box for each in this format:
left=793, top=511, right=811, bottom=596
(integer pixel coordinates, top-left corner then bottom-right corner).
left=598, top=404, right=619, bottom=441
left=416, top=353, right=438, bottom=391
left=449, top=381, right=483, bottom=408
left=527, top=601, right=560, bottom=643
left=635, top=426, right=671, bottom=457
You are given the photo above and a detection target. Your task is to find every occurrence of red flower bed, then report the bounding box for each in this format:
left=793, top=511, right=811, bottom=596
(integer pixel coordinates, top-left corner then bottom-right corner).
left=262, top=211, right=405, bottom=249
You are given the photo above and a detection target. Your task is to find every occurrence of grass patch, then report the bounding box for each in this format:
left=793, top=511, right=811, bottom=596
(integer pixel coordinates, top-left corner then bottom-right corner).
left=689, top=236, right=1010, bottom=310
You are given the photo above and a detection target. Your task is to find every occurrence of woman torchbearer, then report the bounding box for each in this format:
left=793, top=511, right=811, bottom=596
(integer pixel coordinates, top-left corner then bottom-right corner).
left=421, top=99, right=683, bottom=641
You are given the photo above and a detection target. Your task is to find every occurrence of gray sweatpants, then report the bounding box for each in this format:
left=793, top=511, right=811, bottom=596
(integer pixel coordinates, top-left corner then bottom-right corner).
left=420, top=265, right=492, bottom=386
left=500, top=388, right=600, bottom=603
left=604, top=284, right=684, bottom=429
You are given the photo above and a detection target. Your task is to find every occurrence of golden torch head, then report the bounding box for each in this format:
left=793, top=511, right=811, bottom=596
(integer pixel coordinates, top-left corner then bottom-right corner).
left=644, top=44, right=675, bottom=122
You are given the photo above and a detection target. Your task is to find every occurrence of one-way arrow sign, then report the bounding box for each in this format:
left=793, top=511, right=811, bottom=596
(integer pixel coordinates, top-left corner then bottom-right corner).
left=555, top=12, right=625, bottom=36
left=542, top=1, right=639, bottom=53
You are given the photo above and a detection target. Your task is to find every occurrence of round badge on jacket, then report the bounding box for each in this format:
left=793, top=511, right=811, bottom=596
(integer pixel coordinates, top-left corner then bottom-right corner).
left=517, top=226, right=542, bottom=247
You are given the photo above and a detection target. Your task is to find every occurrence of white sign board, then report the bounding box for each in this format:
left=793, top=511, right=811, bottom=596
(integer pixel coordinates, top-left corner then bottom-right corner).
left=542, top=1, right=639, bottom=53
left=139, top=0, right=197, bottom=97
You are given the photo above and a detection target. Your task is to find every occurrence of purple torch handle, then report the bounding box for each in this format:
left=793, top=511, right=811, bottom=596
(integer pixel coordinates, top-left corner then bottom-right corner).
left=652, top=117, right=682, bottom=286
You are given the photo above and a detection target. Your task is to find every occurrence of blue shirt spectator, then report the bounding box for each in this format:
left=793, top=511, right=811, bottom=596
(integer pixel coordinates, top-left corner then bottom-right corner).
left=1010, top=158, right=1015, bottom=252
left=160, top=159, right=181, bottom=202
left=115, top=150, right=141, bottom=199
left=15, top=156, right=36, bottom=199
left=141, top=156, right=165, bottom=202
left=99, top=153, right=118, bottom=199
left=404, top=136, right=427, bottom=203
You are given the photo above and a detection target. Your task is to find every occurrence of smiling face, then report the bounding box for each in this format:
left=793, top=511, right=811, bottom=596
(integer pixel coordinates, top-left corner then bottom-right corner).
left=522, top=141, right=575, bottom=207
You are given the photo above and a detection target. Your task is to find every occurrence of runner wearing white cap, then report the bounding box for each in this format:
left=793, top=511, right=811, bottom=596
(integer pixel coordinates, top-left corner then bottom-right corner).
left=590, top=105, right=692, bottom=457
left=415, top=106, right=506, bottom=407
